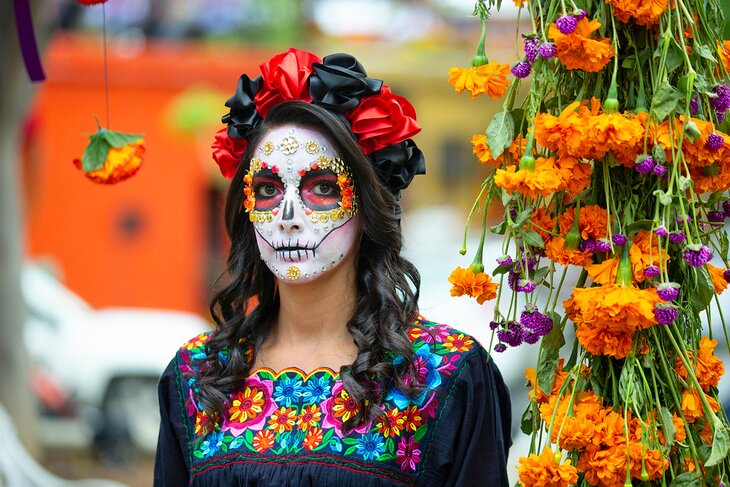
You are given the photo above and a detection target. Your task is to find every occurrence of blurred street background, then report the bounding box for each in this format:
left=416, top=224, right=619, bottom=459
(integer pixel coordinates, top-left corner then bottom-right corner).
left=2, top=1, right=730, bottom=486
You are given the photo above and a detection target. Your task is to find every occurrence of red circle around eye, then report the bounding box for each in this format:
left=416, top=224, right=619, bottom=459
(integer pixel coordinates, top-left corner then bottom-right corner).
left=252, top=176, right=285, bottom=211
left=300, top=176, right=341, bottom=211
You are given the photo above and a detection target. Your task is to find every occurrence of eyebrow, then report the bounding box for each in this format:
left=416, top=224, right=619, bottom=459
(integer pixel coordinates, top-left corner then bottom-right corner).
left=301, top=168, right=338, bottom=179
left=252, top=168, right=280, bottom=180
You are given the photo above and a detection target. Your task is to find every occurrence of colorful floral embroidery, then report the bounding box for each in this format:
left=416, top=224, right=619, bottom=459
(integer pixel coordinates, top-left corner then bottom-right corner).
left=178, top=316, right=477, bottom=480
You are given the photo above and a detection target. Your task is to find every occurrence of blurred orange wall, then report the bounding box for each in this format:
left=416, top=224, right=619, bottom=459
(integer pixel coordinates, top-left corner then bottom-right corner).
left=27, top=34, right=270, bottom=313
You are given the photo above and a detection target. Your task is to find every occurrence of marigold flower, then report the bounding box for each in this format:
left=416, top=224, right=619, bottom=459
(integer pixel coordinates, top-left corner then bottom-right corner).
left=548, top=18, right=614, bottom=72
left=447, top=62, right=511, bottom=99
left=448, top=266, right=498, bottom=304
left=628, top=443, right=668, bottom=481
left=533, top=102, right=589, bottom=158
left=471, top=134, right=527, bottom=166
left=545, top=236, right=594, bottom=267
left=554, top=156, right=592, bottom=197
left=517, top=446, right=578, bottom=487
left=529, top=206, right=557, bottom=242
left=707, top=263, right=729, bottom=295
left=586, top=257, right=620, bottom=285
left=576, top=444, right=627, bottom=487
left=494, top=157, right=564, bottom=199
left=585, top=112, right=645, bottom=165
left=719, top=40, right=730, bottom=74
left=676, top=336, right=725, bottom=392
left=73, top=138, right=145, bottom=185
left=606, top=0, right=667, bottom=26
left=525, top=358, right=569, bottom=404
left=629, top=231, right=669, bottom=282
left=565, top=284, right=661, bottom=358
left=681, top=387, right=721, bottom=422
left=558, top=205, right=610, bottom=241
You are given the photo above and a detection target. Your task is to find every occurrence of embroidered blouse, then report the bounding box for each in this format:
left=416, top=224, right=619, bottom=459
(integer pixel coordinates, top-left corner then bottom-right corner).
left=154, top=316, right=511, bottom=486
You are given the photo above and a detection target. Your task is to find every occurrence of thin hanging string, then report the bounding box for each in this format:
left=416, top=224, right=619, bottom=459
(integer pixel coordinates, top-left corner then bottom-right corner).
left=102, top=2, right=110, bottom=128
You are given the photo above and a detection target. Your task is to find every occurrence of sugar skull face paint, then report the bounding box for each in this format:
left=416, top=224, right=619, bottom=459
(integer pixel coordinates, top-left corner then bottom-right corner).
left=245, top=125, right=360, bottom=283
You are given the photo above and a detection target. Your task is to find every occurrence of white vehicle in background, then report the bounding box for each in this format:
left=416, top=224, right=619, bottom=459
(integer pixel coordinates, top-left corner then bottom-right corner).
left=22, top=263, right=210, bottom=462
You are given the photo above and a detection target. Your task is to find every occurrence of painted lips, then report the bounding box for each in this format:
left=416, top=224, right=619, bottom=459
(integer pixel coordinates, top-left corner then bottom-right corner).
left=274, top=240, right=316, bottom=262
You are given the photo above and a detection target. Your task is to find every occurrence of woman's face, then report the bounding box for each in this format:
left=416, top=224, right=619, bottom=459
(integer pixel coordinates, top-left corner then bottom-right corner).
left=246, top=125, right=361, bottom=283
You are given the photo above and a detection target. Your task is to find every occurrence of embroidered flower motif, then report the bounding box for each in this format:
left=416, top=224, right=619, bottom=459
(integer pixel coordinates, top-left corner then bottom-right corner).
left=200, top=431, right=224, bottom=458
left=302, top=376, right=332, bottom=404
left=297, top=404, right=323, bottom=431
left=376, top=408, right=405, bottom=438
left=252, top=430, right=276, bottom=453
left=356, top=433, right=386, bottom=460
left=387, top=343, right=443, bottom=409
left=395, top=435, right=422, bottom=471
left=268, top=406, right=298, bottom=434
left=223, top=377, right=276, bottom=434
left=442, top=333, right=474, bottom=353
left=273, top=376, right=303, bottom=407
left=228, top=386, right=266, bottom=423
left=303, top=427, right=324, bottom=451
left=402, top=405, right=423, bottom=433
left=321, top=381, right=370, bottom=437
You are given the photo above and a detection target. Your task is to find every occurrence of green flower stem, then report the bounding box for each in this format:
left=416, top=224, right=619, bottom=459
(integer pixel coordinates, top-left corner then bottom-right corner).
left=548, top=266, right=568, bottom=314
left=616, top=242, right=634, bottom=287
left=460, top=178, right=492, bottom=255
left=664, top=323, right=723, bottom=432
left=472, top=13, right=489, bottom=67
left=470, top=203, right=490, bottom=273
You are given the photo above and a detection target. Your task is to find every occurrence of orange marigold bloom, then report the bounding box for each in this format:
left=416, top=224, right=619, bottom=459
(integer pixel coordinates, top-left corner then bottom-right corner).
left=708, top=264, right=729, bottom=295
left=494, top=157, right=564, bottom=199
left=606, top=0, right=667, bottom=26
left=719, top=40, right=730, bottom=74
left=577, top=444, right=627, bottom=487
left=545, top=236, right=594, bottom=267
left=586, top=257, right=620, bottom=285
left=591, top=409, right=627, bottom=448
left=565, top=284, right=661, bottom=358
left=448, top=266, right=498, bottom=304
left=656, top=117, right=730, bottom=168
left=529, top=206, right=557, bottom=242
left=676, top=336, right=725, bottom=392
left=525, top=358, right=569, bottom=404
left=681, top=387, right=721, bottom=422
left=471, top=134, right=527, bottom=166
left=548, top=18, right=614, bottom=72
left=585, top=112, right=645, bottom=165
left=517, top=446, right=579, bottom=487
left=73, top=138, right=145, bottom=184
left=558, top=205, right=610, bottom=241
left=628, top=443, right=668, bottom=481
left=534, top=102, right=590, bottom=159
left=629, top=230, right=668, bottom=282
left=447, top=62, right=511, bottom=99
left=555, top=156, right=593, bottom=197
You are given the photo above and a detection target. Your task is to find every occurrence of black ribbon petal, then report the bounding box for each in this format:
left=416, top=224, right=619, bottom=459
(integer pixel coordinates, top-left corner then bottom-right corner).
left=310, top=53, right=383, bottom=113
left=222, top=74, right=262, bottom=139
left=370, top=139, right=426, bottom=194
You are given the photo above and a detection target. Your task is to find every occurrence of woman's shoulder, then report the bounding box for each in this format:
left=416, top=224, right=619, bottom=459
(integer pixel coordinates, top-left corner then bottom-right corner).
left=406, top=314, right=485, bottom=361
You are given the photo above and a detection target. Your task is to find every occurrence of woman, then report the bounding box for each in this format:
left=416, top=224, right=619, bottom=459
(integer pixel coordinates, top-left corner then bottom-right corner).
left=154, top=49, right=511, bottom=486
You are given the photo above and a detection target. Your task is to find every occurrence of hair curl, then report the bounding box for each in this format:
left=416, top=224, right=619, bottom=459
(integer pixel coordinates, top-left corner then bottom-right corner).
left=195, top=101, right=422, bottom=433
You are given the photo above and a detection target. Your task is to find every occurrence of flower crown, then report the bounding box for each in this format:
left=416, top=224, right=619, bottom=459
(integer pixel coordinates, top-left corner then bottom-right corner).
left=211, top=48, right=426, bottom=194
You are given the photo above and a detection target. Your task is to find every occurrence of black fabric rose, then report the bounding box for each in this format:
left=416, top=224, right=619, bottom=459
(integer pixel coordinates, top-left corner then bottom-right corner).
left=222, top=74, right=262, bottom=139
left=370, top=139, right=426, bottom=194
left=309, top=53, right=383, bottom=113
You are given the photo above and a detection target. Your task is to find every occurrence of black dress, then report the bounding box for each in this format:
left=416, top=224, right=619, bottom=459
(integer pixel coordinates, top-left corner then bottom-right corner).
left=154, top=316, right=511, bottom=486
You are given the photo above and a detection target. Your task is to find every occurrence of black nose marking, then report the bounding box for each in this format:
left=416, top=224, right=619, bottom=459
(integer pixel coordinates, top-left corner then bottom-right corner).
left=282, top=200, right=294, bottom=220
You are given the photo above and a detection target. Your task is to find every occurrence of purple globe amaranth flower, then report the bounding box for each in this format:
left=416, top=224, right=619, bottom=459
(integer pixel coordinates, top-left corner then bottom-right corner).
left=654, top=304, right=678, bottom=325
left=517, top=278, right=536, bottom=293
left=652, top=164, right=667, bottom=176
left=595, top=239, right=612, bottom=253
left=690, top=95, right=699, bottom=115
left=494, top=343, right=507, bottom=353
left=496, top=322, right=523, bottom=347
left=657, top=282, right=680, bottom=302
left=635, top=156, right=656, bottom=174
left=724, top=268, right=730, bottom=283
left=709, top=84, right=730, bottom=112
left=676, top=214, right=691, bottom=224
left=579, top=239, right=596, bottom=252
left=520, top=306, right=553, bottom=336
left=612, top=234, right=627, bottom=246
left=521, top=328, right=541, bottom=344
left=511, top=61, right=532, bottom=79
left=669, top=231, right=686, bottom=244
left=537, top=43, right=557, bottom=59
left=524, top=37, right=539, bottom=63
left=509, top=208, right=518, bottom=218
left=706, top=132, right=725, bottom=150
left=489, top=320, right=500, bottom=330
left=654, top=226, right=669, bottom=238
left=644, top=265, right=661, bottom=278
left=683, top=244, right=713, bottom=267
left=555, top=15, right=579, bottom=34
left=719, top=110, right=727, bottom=124
left=724, top=200, right=730, bottom=217
left=708, top=210, right=726, bottom=223
left=496, top=255, right=513, bottom=266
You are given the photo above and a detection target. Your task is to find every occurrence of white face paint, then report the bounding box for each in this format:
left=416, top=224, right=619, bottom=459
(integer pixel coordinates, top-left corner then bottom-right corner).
left=245, top=125, right=360, bottom=283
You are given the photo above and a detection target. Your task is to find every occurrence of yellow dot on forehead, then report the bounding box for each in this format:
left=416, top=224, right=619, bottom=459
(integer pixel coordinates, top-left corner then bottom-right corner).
left=261, top=141, right=274, bottom=155
left=286, top=266, right=301, bottom=280
left=305, top=141, right=320, bottom=154
left=279, top=136, right=299, bottom=155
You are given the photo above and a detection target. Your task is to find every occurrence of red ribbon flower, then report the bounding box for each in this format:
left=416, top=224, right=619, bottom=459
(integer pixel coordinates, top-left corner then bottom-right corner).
left=212, top=127, right=248, bottom=178
left=346, top=86, right=421, bottom=155
left=254, top=48, right=322, bottom=117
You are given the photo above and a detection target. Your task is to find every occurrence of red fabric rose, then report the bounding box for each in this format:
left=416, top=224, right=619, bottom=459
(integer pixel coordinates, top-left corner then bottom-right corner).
left=346, top=86, right=421, bottom=155
left=212, top=127, right=247, bottom=178
left=254, top=48, right=322, bottom=117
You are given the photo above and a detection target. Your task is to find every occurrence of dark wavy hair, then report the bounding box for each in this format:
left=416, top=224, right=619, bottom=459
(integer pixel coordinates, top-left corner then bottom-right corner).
left=194, top=101, right=422, bottom=433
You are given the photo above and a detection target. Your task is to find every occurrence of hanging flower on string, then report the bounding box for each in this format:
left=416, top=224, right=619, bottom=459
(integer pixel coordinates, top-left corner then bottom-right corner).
left=73, top=118, right=145, bottom=184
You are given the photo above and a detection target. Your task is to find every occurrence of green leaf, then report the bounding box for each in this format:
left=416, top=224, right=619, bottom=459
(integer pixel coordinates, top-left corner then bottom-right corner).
left=520, top=404, right=533, bottom=435
left=619, top=361, right=644, bottom=407
left=532, top=266, right=550, bottom=284
left=490, top=220, right=508, bottom=235
left=514, top=208, right=533, bottom=228
left=625, top=219, right=654, bottom=234
left=81, top=133, right=112, bottom=172
left=492, top=263, right=515, bottom=276
left=705, top=424, right=730, bottom=467
left=486, top=111, right=514, bottom=160
left=101, top=129, right=143, bottom=148
left=652, top=144, right=667, bottom=163
left=414, top=425, right=427, bottom=442
left=659, top=407, right=677, bottom=445
left=509, top=108, right=527, bottom=135
left=670, top=472, right=702, bottom=486
left=691, top=266, right=715, bottom=311
left=522, top=229, right=545, bottom=248
left=720, top=230, right=729, bottom=261
left=693, top=44, right=717, bottom=62
left=536, top=322, right=565, bottom=394
left=344, top=445, right=358, bottom=455
left=651, top=82, right=680, bottom=122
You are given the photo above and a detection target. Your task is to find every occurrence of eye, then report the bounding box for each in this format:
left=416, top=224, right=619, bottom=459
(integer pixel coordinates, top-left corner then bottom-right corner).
left=256, top=183, right=280, bottom=198
left=313, top=181, right=338, bottom=196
